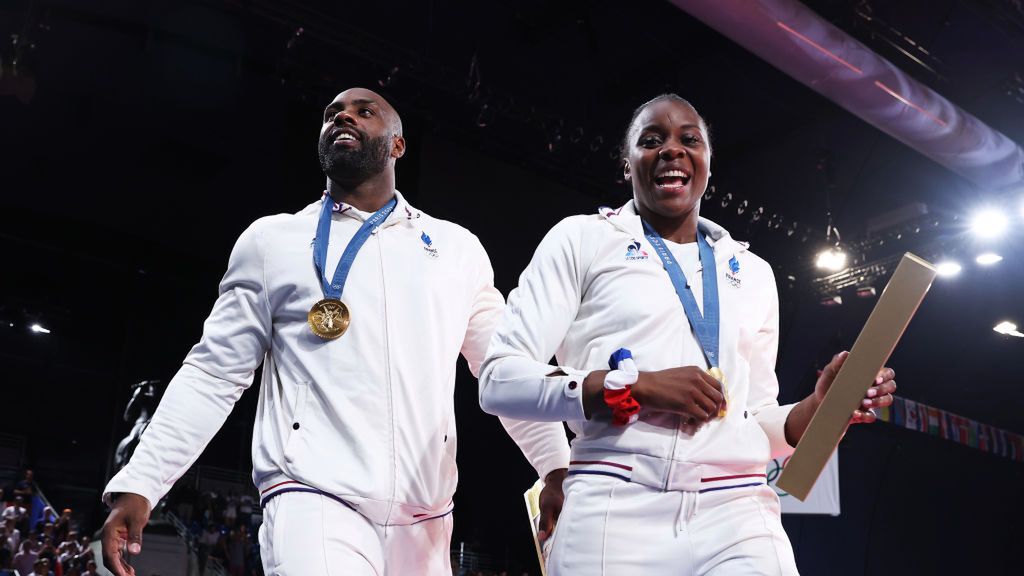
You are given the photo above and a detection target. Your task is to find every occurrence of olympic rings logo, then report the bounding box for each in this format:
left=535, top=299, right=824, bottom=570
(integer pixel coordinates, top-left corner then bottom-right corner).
left=766, top=457, right=791, bottom=498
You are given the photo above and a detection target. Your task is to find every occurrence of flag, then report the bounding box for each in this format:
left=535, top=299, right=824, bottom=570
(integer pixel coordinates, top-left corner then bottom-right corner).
left=1012, top=436, right=1024, bottom=462
left=978, top=425, right=990, bottom=452
left=996, top=429, right=1009, bottom=457
left=905, top=399, right=919, bottom=431
left=892, top=397, right=905, bottom=426
left=918, top=404, right=930, bottom=432
left=877, top=404, right=891, bottom=423
left=950, top=416, right=966, bottom=444
left=927, top=407, right=941, bottom=436
left=880, top=397, right=1024, bottom=463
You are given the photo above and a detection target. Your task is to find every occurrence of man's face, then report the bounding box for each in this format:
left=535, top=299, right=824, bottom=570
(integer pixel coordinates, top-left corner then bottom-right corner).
left=317, top=87, right=405, bottom=183
left=624, top=99, right=711, bottom=222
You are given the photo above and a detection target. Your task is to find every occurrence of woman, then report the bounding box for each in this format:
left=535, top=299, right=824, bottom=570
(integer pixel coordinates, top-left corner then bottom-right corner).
left=479, top=94, right=894, bottom=575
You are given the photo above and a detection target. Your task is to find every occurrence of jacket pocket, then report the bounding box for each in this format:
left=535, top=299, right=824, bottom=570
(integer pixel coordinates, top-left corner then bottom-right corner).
left=284, top=381, right=310, bottom=464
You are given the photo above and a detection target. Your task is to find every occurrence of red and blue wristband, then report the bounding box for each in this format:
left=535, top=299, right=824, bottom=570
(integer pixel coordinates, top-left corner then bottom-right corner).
left=604, top=348, right=640, bottom=426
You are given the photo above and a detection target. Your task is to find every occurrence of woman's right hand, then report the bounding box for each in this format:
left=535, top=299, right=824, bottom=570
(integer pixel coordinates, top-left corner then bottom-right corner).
left=632, top=366, right=725, bottom=423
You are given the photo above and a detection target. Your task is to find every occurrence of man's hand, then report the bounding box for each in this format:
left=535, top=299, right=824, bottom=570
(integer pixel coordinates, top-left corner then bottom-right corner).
left=101, top=493, right=151, bottom=576
left=537, top=468, right=567, bottom=544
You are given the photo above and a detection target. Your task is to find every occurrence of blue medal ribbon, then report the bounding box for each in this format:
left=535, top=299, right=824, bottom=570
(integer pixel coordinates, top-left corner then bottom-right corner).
left=313, top=195, right=397, bottom=300
left=641, top=220, right=720, bottom=370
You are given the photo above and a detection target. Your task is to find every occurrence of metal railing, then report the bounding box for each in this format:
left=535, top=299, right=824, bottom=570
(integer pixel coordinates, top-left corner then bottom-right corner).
left=451, top=542, right=504, bottom=575
left=164, top=509, right=228, bottom=576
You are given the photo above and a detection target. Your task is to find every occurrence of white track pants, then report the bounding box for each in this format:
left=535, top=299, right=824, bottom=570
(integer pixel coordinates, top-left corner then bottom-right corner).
left=548, top=474, right=799, bottom=576
left=258, top=492, right=453, bottom=576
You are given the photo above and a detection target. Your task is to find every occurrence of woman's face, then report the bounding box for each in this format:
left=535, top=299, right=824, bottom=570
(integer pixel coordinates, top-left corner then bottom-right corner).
left=625, top=98, right=711, bottom=221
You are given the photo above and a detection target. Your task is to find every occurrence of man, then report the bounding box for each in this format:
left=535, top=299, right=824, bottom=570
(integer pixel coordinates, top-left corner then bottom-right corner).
left=1, top=517, right=20, bottom=567
left=2, top=496, right=27, bottom=535
left=13, top=470, right=35, bottom=499
left=13, top=540, right=38, bottom=576
left=100, top=87, right=568, bottom=575
left=197, top=523, right=220, bottom=574
left=53, top=509, right=71, bottom=543
left=32, top=558, right=53, bottom=576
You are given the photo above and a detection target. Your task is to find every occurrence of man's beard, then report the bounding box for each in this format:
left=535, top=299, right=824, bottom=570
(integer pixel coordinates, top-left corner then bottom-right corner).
left=318, top=133, right=392, bottom=182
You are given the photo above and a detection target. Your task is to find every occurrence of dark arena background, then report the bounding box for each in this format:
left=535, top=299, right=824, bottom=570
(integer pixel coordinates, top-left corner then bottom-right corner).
left=1, top=1, right=1023, bottom=575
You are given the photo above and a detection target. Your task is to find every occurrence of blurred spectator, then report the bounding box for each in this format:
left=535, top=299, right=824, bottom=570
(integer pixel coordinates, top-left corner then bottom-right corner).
left=57, top=538, right=77, bottom=570
left=13, top=540, right=39, bottom=575
left=2, top=517, right=21, bottom=568
left=38, top=506, right=59, bottom=527
left=226, top=525, right=247, bottom=576
left=14, top=470, right=35, bottom=500
left=175, top=483, right=197, bottom=524
left=32, top=557, right=53, bottom=576
left=37, top=541, right=60, bottom=576
left=80, top=560, right=98, bottom=576
left=238, top=493, right=253, bottom=528
left=224, top=493, right=237, bottom=527
left=53, top=509, right=72, bottom=544
left=198, top=524, right=220, bottom=573
left=37, top=522, right=55, bottom=545
left=3, top=496, right=28, bottom=535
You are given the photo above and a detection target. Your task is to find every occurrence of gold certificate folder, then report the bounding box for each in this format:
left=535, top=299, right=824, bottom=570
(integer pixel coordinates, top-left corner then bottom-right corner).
left=777, top=253, right=936, bottom=500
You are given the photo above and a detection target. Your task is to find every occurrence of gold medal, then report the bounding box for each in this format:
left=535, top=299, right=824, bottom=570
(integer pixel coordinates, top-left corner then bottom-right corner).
left=308, top=298, right=351, bottom=340
left=708, top=367, right=729, bottom=418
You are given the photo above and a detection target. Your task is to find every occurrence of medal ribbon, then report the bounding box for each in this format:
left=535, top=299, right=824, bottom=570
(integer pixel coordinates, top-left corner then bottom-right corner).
left=313, top=195, right=397, bottom=300
left=641, top=220, right=720, bottom=370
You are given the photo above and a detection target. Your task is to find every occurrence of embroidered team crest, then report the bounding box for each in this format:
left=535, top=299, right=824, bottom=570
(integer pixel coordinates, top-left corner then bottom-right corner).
left=421, top=231, right=439, bottom=258
left=725, top=256, right=741, bottom=287
left=625, top=240, right=649, bottom=261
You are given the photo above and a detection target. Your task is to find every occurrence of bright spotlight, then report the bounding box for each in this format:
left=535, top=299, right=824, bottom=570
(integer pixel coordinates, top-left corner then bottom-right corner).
left=30, top=323, right=51, bottom=334
left=994, top=321, right=1024, bottom=338
left=935, top=261, right=962, bottom=277
left=815, top=248, right=848, bottom=272
left=976, top=252, right=1003, bottom=265
left=971, top=209, right=1009, bottom=239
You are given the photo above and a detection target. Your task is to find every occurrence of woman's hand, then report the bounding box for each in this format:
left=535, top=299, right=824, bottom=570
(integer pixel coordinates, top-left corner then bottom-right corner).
left=786, top=351, right=898, bottom=445
left=631, top=366, right=726, bottom=423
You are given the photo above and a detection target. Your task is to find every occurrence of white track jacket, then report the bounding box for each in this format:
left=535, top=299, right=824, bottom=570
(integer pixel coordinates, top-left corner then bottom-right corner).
left=479, top=201, right=796, bottom=491
left=104, top=191, right=569, bottom=525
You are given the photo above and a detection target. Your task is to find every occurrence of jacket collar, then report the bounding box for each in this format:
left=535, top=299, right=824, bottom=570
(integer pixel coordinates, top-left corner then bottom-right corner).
left=317, top=189, right=423, bottom=228
left=598, top=199, right=748, bottom=263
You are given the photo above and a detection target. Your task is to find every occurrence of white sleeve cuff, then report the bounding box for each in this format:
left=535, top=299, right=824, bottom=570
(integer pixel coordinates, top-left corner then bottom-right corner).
left=479, top=354, right=590, bottom=422
left=752, top=403, right=797, bottom=459
left=556, top=367, right=589, bottom=422
left=102, top=469, right=161, bottom=511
